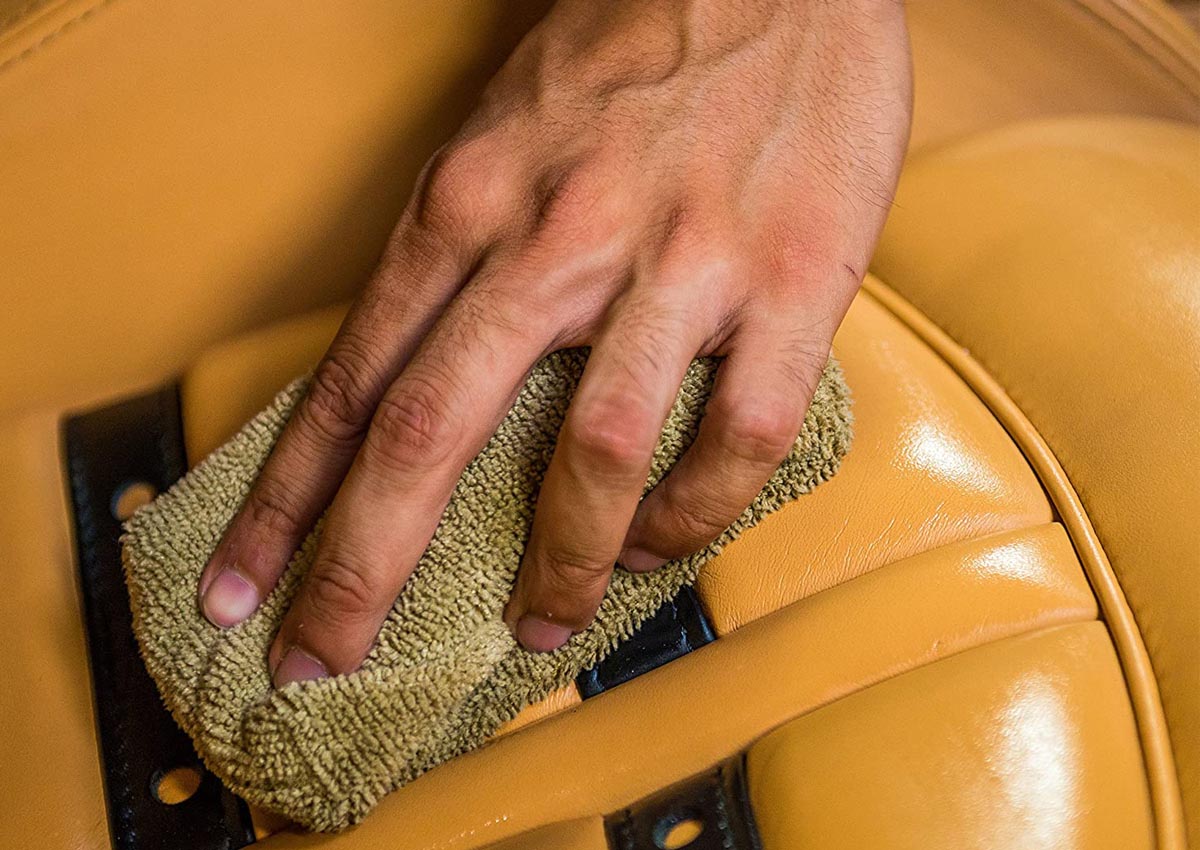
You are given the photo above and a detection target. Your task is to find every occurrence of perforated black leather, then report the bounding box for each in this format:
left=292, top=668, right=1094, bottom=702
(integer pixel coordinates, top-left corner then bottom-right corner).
left=65, top=387, right=254, bottom=850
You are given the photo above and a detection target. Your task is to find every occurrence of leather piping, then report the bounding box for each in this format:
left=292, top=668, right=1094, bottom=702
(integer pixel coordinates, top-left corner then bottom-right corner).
left=1069, top=0, right=1200, bottom=99
left=0, top=0, right=118, bottom=73
left=0, top=0, right=57, bottom=33
left=861, top=277, right=1186, bottom=850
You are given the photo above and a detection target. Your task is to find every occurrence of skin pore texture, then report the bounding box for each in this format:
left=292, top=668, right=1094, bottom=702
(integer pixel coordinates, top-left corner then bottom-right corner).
left=197, top=0, right=913, bottom=686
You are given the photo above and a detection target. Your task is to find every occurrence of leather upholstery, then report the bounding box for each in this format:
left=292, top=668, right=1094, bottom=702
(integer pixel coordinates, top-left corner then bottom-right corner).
left=747, top=624, right=1154, bottom=850
left=0, top=0, right=1195, bottom=419
left=494, top=684, right=582, bottom=738
left=0, top=413, right=110, bottom=848
left=904, top=0, right=1200, bottom=149
left=1, top=0, right=1197, bottom=848
left=255, top=522, right=1102, bottom=849
left=477, top=819, right=608, bottom=850
left=0, top=0, right=552, bottom=417
left=177, top=286, right=1056, bottom=742
left=696, top=291, right=1051, bottom=633
left=873, top=115, right=1200, bottom=846
left=180, top=290, right=1055, bottom=633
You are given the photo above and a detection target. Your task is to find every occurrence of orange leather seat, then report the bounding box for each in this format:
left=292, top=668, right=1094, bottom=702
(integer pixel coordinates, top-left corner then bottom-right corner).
left=1, top=2, right=1196, bottom=849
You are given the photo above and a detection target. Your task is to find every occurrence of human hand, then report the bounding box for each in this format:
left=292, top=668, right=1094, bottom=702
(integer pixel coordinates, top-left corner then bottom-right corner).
left=197, top=0, right=912, bottom=685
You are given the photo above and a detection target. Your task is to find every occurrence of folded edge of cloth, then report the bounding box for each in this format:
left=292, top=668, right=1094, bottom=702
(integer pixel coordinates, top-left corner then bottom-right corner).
left=122, top=349, right=852, bottom=831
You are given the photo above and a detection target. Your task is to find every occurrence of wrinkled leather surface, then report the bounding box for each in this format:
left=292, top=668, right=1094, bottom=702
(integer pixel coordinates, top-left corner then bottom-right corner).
left=873, top=115, right=1200, bottom=845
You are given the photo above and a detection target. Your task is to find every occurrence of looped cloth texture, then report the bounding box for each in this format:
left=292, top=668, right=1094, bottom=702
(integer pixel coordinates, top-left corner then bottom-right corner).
left=122, top=350, right=853, bottom=831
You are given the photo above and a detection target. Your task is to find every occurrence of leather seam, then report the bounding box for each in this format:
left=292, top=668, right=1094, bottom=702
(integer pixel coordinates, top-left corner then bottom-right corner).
left=0, top=0, right=119, bottom=76
left=1081, top=0, right=1200, bottom=80
left=1067, top=0, right=1200, bottom=101
left=0, top=0, right=56, bottom=33
left=710, top=525, right=1098, bottom=761
left=860, top=276, right=1185, bottom=850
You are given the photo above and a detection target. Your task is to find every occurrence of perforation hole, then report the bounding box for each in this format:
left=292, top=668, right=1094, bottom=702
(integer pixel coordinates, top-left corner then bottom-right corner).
left=152, top=765, right=202, bottom=805
left=111, top=481, right=158, bottom=521
left=654, top=814, right=704, bottom=849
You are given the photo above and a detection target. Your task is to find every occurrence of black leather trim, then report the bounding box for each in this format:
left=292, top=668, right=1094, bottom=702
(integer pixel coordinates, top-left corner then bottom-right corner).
left=64, top=386, right=255, bottom=850
left=577, top=584, right=716, bottom=699
left=606, top=757, right=762, bottom=850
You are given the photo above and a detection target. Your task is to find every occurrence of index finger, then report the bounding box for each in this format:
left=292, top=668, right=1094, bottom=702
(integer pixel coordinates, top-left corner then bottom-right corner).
left=197, top=221, right=466, bottom=628
left=267, top=276, right=556, bottom=683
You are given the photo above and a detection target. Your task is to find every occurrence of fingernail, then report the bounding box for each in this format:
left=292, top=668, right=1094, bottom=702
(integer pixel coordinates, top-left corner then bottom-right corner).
left=273, top=646, right=329, bottom=688
left=514, top=615, right=573, bottom=653
left=619, top=547, right=667, bottom=573
left=201, top=569, right=259, bottom=628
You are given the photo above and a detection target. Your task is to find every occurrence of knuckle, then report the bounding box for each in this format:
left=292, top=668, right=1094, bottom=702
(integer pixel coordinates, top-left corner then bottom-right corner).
left=530, top=159, right=624, bottom=249
left=566, top=404, right=651, bottom=477
left=756, top=211, right=840, bottom=288
left=760, top=223, right=814, bottom=285
left=536, top=549, right=608, bottom=612
left=245, top=476, right=308, bottom=538
left=775, top=336, right=829, bottom=398
left=619, top=295, right=693, bottom=344
left=535, top=163, right=605, bottom=226
left=717, top=400, right=799, bottom=464
left=367, top=376, right=459, bottom=471
left=758, top=218, right=864, bottom=300
left=447, top=284, right=528, bottom=349
left=301, top=349, right=381, bottom=443
left=418, top=136, right=511, bottom=230
left=659, top=484, right=733, bottom=545
left=304, top=552, right=381, bottom=623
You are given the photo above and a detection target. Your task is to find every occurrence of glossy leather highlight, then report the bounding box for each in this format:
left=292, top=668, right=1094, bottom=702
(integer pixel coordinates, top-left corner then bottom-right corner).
left=0, top=1, right=1194, bottom=847
left=872, top=116, right=1198, bottom=846
left=695, top=291, right=1051, bottom=633
left=748, top=624, right=1154, bottom=850
left=256, top=524, right=1097, bottom=849
left=177, top=287, right=1054, bottom=759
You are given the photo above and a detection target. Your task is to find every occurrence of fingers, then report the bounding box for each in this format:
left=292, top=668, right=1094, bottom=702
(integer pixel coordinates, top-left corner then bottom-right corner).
left=504, top=295, right=707, bottom=652
left=621, top=307, right=833, bottom=569
left=268, top=271, right=557, bottom=684
left=198, top=135, right=519, bottom=629
left=198, top=226, right=472, bottom=628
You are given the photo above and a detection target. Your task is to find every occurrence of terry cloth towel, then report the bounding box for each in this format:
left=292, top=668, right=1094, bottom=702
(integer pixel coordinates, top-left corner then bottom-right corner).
left=122, top=350, right=853, bottom=831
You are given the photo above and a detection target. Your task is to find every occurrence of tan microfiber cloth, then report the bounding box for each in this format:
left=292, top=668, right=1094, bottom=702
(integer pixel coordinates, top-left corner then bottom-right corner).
left=122, top=350, right=852, bottom=831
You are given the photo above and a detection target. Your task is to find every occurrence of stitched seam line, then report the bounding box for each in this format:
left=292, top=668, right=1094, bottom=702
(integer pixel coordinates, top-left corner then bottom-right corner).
left=0, top=0, right=119, bottom=76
